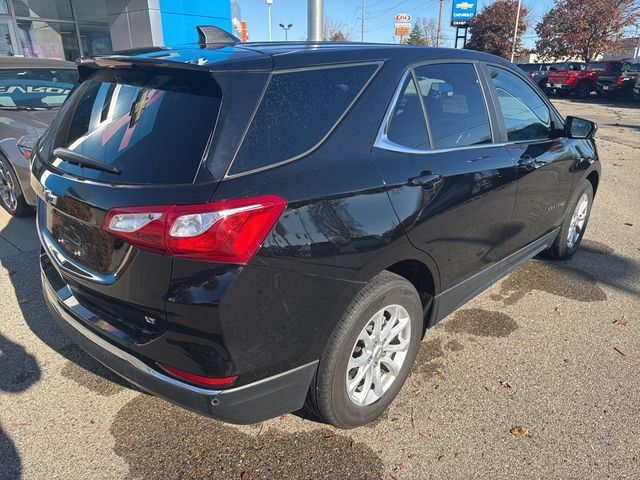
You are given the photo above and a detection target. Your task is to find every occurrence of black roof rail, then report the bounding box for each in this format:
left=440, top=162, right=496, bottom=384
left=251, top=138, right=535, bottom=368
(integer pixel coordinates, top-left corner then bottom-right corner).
left=197, top=25, right=240, bottom=46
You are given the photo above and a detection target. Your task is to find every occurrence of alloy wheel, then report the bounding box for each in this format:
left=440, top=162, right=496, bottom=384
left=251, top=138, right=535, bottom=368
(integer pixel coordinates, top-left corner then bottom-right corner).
left=0, top=160, right=17, bottom=212
left=346, top=304, right=411, bottom=407
left=567, top=192, right=589, bottom=249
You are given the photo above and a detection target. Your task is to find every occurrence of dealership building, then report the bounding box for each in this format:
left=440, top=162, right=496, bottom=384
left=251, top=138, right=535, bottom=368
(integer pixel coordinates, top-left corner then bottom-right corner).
left=0, top=0, right=239, bottom=61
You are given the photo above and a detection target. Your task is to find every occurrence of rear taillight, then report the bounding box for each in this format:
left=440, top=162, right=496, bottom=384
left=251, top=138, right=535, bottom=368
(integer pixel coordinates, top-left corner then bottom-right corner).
left=617, top=74, right=625, bottom=86
left=159, top=364, right=238, bottom=387
left=103, top=195, right=287, bottom=264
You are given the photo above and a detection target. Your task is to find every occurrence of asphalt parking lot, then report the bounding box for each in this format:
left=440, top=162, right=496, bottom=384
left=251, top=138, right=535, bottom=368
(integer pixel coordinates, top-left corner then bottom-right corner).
left=1, top=97, right=639, bottom=480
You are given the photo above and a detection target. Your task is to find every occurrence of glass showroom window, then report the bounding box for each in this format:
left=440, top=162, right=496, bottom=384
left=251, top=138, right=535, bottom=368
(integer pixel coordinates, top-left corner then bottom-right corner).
left=79, top=23, right=112, bottom=57
left=11, top=0, right=73, bottom=20
left=16, top=20, right=79, bottom=60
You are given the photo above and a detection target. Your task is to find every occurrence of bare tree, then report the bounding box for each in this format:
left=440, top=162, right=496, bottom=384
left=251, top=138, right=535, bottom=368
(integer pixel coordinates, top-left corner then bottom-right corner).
left=324, top=17, right=351, bottom=42
left=419, top=18, right=439, bottom=47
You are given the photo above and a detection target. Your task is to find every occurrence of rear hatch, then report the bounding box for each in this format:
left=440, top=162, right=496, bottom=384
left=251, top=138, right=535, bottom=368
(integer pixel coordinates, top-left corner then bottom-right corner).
left=599, top=62, right=639, bottom=89
left=33, top=63, right=223, bottom=340
left=547, top=63, right=586, bottom=86
left=547, top=68, right=570, bottom=85
left=593, top=62, right=619, bottom=88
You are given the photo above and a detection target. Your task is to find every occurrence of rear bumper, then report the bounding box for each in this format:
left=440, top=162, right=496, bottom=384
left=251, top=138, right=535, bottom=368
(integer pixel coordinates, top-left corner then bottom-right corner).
left=546, top=83, right=572, bottom=91
left=41, top=255, right=317, bottom=424
left=597, top=83, right=632, bottom=94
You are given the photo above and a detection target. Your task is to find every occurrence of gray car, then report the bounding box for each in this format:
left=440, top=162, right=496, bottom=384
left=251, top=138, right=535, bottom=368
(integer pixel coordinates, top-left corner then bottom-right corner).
left=0, top=57, right=77, bottom=216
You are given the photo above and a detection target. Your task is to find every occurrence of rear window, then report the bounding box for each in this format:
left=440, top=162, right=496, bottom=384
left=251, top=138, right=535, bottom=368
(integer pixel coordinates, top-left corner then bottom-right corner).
left=518, top=64, right=538, bottom=72
left=552, top=63, right=585, bottom=71
left=0, top=68, right=77, bottom=109
left=39, top=69, right=220, bottom=184
left=588, top=62, right=605, bottom=71
left=228, top=63, right=379, bottom=176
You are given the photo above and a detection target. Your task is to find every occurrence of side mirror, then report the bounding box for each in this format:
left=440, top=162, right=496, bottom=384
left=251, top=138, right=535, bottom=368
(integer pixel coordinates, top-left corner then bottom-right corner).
left=565, top=116, right=597, bottom=139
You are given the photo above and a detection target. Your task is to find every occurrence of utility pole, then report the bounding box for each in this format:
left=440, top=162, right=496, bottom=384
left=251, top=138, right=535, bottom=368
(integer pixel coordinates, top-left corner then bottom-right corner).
left=266, top=0, right=273, bottom=41
left=361, top=0, right=365, bottom=42
left=308, top=0, right=323, bottom=41
left=436, top=0, right=444, bottom=47
left=510, top=0, right=522, bottom=63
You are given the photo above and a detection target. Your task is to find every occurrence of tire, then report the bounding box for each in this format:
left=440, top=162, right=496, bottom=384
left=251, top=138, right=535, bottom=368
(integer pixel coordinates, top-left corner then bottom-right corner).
left=575, top=82, right=591, bottom=99
left=305, top=271, right=423, bottom=428
left=545, top=180, right=593, bottom=260
left=0, top=157, right=32, bottom=217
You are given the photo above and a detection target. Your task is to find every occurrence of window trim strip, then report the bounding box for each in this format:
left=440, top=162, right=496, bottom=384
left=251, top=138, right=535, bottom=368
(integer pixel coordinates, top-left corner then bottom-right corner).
left=375, top=61, right=498, bottom=155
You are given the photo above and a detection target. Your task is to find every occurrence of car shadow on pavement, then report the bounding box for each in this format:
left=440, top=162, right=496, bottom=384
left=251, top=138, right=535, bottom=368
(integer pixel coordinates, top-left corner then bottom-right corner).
left=567, top=239, right=640, bottom=299
left=0, top=214, right=136, bottom=395
left=0, top=427, right=21, bottom=480
left=0, top=332, right=40, bottom=480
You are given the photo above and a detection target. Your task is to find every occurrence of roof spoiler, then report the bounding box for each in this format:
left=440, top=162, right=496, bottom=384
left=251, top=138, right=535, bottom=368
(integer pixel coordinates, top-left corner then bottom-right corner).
left=197, top=25, right=240, bottom=46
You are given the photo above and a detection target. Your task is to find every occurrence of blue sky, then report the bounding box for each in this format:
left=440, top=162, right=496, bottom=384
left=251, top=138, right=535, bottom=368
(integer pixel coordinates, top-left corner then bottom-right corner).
left=237, top=0, right=554, bottom=47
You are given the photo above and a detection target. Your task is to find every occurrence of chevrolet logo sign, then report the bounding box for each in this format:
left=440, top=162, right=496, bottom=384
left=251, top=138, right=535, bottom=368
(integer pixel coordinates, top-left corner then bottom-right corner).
left=456, top=2, right=474, bottom=9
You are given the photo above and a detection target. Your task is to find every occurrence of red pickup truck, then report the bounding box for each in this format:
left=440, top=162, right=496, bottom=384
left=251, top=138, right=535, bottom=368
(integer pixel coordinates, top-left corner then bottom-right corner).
left=547, top=60, right=624, bottom=98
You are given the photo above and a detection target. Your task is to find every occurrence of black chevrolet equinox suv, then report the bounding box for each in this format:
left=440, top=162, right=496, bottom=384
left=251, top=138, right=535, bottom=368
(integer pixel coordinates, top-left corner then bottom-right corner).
left=33, top=27, right=600, bottom=428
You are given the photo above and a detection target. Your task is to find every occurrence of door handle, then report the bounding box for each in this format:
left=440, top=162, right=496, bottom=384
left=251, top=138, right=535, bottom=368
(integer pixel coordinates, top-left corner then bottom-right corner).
left=408, top=173, right=443, bottom=189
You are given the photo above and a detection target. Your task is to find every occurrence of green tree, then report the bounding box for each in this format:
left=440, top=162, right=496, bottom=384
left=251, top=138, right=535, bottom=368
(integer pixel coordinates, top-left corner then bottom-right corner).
left=406, top=23, right=427, bottom=45
left=466, top=0, right=530, bottom=59
left=536, top=0, right=640, bottom=62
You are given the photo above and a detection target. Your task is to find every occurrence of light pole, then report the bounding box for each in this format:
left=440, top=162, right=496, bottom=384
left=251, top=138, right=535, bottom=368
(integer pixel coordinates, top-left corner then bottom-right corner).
left=361, top=0, right=365, bottom=42
left=510, top=0, right=522, bottom=63
left=266, top=0, right=273, bottom=41
left=279, top=23, right=293, bottom=41
left=308, top=0, right=323, bottom=41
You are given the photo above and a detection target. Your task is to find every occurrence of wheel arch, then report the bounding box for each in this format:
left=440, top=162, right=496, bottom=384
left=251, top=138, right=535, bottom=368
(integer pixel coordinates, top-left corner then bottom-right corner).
left=586, top=170, right=599, bottom=195
left=386, top=259, right=436, bottom=310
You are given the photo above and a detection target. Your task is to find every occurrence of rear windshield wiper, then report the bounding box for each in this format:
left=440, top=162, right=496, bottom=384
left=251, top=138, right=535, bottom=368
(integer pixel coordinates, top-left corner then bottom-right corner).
left=53, top=148, right=122, bottom=175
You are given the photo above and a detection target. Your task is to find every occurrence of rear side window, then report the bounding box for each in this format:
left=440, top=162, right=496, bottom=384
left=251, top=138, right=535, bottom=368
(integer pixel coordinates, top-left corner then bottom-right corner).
left=487, top=66, right=553, bottom=142
left=228, top=63, right=378, bottom=176
left=386, top=76, right=429, bottom=150
left=0, top=68, right=77, bottom=109
left=39, top=69, right=220, bottom=184
left=414, top=63, right=492, bottom=149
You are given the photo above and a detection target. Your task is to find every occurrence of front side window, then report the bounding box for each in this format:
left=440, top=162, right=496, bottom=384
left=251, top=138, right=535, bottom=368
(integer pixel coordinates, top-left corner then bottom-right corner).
left=385, top=75, right=429, bottom=150
left=414, top=63, right=492, bottom=149
left=487, top=66, right=553, bottom=142
left=0, top=68, right=77, bottom=109
left=229, top=63, right=378, bottom=175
